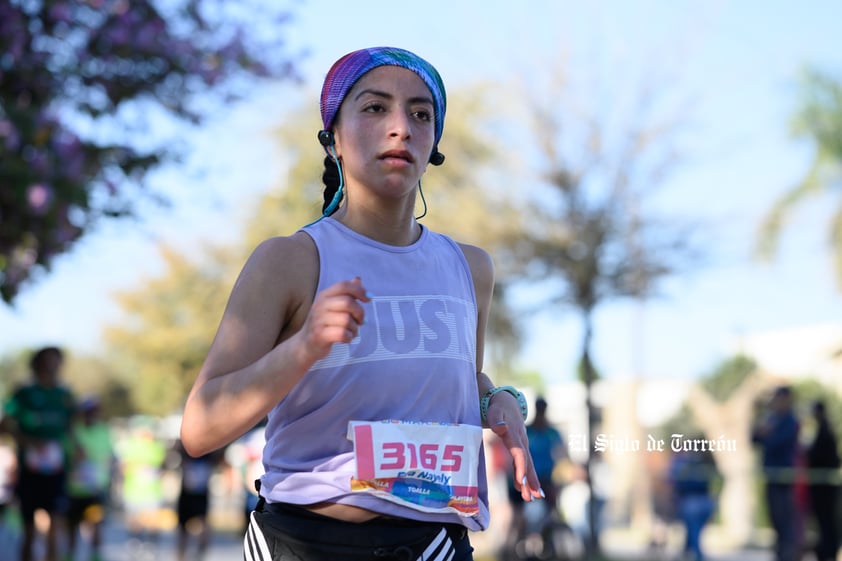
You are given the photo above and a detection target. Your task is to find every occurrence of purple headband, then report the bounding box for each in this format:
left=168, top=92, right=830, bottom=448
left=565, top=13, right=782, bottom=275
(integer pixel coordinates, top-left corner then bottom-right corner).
left=320, top=47, right=447, bottom=155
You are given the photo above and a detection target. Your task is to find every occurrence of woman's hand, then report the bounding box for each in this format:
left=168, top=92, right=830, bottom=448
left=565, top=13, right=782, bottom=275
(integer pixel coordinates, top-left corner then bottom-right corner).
left=296, top=277, right=371, bottom=363
left=485, top=392, right=544, bottom=502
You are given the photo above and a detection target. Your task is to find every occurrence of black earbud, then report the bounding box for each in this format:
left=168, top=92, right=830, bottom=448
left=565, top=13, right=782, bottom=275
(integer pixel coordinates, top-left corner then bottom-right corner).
left=318, top=129, right=335, bottom=147
left=429, top=151, right=445, bottom=166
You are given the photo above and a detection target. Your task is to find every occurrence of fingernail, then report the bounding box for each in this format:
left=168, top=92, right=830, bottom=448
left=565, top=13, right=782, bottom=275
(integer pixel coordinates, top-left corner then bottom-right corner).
left=522, top=476, right=527, bottom=487
left=365, top=291, right=375, bottom=299
left=495, top=420, right=507, bottom=426
left=539, top=488, right=546, bottom=499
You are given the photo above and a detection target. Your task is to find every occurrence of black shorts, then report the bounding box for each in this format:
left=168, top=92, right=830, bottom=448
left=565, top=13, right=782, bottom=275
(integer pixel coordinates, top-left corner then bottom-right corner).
left=16, top=468, right=69, bottom=522
left=244, top=501, right=474, bottom=561
left=178, top=491, right=210, bottom=526
left=67, top=493, right=106, bottom=525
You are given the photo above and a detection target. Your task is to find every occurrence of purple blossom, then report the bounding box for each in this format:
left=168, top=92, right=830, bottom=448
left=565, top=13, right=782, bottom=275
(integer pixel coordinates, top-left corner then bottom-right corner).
left=27, top=184, right=54, bottom=215
left=47, top=2, right=73, bottom=24
left=52, top=129, right=86, bottom=181
left=135, top=20, right=164, bottom=50
left=0, top=0, right=298, bottom=303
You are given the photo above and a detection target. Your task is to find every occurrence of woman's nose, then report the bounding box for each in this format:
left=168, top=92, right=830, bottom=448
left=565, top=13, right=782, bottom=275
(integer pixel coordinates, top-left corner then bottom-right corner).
left=388, top=110, right=412, bottom=139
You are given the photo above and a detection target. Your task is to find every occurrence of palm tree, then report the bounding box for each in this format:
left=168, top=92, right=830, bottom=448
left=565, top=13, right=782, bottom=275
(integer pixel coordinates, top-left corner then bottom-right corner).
left=757, top=69, right=842, bottom=287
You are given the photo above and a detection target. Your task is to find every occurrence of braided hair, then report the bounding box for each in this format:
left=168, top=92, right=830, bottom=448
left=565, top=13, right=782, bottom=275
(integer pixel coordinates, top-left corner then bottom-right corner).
left=321, top=155, right=342, bottom=215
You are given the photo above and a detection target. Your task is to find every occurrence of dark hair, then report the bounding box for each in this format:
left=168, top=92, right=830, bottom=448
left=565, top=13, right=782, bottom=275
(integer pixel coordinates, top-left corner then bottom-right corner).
left=774, top=385, right=792, bottom=398
left=321, top=155, right=342, bottom=215
left=30, top=346, right=63, bottom=373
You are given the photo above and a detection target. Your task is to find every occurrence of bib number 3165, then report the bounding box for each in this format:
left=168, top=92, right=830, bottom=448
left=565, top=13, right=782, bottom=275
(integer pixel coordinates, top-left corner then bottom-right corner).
left=347, top=420, right=482, bottom=515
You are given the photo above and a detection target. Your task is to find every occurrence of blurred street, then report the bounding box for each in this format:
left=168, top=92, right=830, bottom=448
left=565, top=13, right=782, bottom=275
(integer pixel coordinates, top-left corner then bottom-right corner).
left=92, top=516, right=243, bottom=561
left=0, top=507, right=246, bottom=561
left=0, top=505, right=809, bottom=561
left=73, top=519, right=785, bottom=561
left=597, top=525, right=779, bottom=561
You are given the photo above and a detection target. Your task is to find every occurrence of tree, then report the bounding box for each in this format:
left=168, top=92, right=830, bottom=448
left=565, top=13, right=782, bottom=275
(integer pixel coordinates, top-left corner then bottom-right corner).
left=499, top=63, right=699, bottom=554
left=757, top=68, right=842, bottom=287
left=681, top=356, right=770, bottom=546
left=0, top=348, right=31, bottom=398
left=103, top=85, right=527, bottom=415
left=661, top=356, right=842, bottom=545
left=0, top=0, right=299, bottom=304
left=104, top=244, right=236, bottom=415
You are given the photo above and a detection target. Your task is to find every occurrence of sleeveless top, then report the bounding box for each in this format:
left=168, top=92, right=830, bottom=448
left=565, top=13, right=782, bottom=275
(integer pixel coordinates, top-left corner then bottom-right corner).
left=259, top=218, right=490, bottom=530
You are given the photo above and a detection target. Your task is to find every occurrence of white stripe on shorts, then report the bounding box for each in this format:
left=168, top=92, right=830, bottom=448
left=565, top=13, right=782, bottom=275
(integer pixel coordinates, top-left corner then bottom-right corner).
left=417, top=527, right=455, bottom=561
left=244, top=511, right=272, bottom=561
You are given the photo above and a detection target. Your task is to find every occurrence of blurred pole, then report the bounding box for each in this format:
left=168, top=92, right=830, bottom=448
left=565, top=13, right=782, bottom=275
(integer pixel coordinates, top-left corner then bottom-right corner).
left=581, top=314, right=601, bottom=558
left=630, top=300, right=652, bottom=529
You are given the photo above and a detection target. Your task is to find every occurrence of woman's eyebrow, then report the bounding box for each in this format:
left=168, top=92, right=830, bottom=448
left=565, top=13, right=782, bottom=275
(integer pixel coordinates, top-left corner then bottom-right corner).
left=354, top=89, right=434, bottom=106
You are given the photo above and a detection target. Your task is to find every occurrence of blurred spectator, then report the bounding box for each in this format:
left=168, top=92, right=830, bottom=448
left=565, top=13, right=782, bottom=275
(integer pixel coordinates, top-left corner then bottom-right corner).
left=647, top=450, right=675, bottom=555
left=115, top=420, right=167, bottom=541
left=526, top=397, right=566, bottom=506
left=561, top=451, right=609, bottom=558
left=66, top=396, right=116, bottom=561
left=501, top=396, right=566, bottom=559
left=1, top=346, right=76, bottom=561
left=560, top=450, right=608, bottom=555
left=0, top=432, right=20, bottom=552
left=805, top=400, right=840, bottom=561
left=224, top=419, right=266, bottom=534
left=668, top=441, right=717, bottom=561
left=174, top=439, right=226, bottom=561
left=752, top=385, right=800, bottom=561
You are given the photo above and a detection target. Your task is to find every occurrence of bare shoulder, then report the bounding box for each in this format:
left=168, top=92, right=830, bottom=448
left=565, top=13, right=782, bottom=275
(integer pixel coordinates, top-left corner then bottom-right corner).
left=226, top=231, right=318, bottom=342
left=456, top=242, right=495, bottom=285
left=245, top=231, right=318, bottom=282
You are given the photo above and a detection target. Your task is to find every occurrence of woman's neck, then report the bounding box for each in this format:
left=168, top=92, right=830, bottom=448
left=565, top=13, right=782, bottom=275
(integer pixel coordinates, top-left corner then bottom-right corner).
left=332, top=205, right=422, bottom=247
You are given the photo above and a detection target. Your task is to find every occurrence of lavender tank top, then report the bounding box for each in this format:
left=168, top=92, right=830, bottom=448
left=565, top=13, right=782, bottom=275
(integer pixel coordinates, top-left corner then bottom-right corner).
left=259, top=218, right=489, bottom=530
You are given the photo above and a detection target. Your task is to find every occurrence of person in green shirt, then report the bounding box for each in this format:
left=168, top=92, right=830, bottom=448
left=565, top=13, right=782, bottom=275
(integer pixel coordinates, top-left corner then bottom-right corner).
left=1, top=346, right=76, bottom=561
left=115, top=420, right=167, bottom=540
left=66, top=397, right=115, bottom=561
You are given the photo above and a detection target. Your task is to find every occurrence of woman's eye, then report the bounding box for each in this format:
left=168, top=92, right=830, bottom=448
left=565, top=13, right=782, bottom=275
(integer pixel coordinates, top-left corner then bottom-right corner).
left=363, top=103, right=385, bottom=113
left=413, top=110, right=432, bottom=122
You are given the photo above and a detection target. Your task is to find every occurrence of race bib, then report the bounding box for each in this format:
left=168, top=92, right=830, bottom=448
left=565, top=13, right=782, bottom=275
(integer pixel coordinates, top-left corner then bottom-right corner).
left=24, top=441, right=64, bottom=474
left=347, top=420, right=482, bottom=517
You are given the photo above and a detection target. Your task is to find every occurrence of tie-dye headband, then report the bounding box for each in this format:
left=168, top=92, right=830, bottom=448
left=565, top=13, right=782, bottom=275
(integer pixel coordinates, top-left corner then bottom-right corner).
left=320, top=47, right=447, bottom=155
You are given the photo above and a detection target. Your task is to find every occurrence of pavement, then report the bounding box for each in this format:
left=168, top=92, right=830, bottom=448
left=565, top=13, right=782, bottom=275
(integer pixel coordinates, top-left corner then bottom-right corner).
left=0, top=510, right=245, bottom=561
left=88, top=524, right=781, bottom=561
left=597, top=524, right=775, bottom=561
left=0, top=510, right=788, bottom=561
left=93, top=516, right=244, bottom=561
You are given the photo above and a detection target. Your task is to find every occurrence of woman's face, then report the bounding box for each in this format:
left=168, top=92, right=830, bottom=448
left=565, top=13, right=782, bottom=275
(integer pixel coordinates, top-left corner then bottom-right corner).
left=333, top=66, right=436, bottom=198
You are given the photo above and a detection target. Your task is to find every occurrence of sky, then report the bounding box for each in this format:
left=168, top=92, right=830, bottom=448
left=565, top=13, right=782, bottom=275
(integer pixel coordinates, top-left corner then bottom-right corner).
left=2, top=0, right=842, bottom=386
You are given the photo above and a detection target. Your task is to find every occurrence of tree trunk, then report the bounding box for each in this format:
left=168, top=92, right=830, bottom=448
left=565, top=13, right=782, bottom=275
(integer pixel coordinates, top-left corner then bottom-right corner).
left=686, top=375, right=771, bottom=546
left=581, top=313, right=601, bottom=557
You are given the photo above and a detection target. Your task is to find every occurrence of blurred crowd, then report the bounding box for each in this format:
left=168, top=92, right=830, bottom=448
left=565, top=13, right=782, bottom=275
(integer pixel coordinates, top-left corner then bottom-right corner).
left=0, top=347, right=263, bottom=561
left=2, top=346, right=840, bottom=561
left=490, top=387, right=840, bottom=561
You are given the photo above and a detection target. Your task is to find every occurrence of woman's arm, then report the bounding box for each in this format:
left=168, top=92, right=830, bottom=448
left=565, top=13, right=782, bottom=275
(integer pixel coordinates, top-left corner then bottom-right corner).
left=180, top=233, right=370, bottom=456
left=460, top=243, right=543, bottom=502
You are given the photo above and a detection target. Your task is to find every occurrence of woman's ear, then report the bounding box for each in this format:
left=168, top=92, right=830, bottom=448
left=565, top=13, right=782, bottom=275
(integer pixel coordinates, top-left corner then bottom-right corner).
left=330, top=129, right=343, bottom=160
